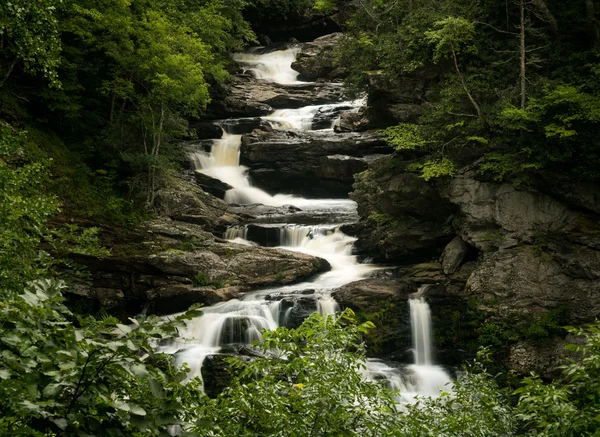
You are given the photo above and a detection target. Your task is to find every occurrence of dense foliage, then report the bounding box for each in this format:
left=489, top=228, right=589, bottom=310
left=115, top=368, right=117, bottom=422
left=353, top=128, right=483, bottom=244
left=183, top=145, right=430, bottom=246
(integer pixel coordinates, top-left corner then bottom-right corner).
left=1, top=0, right=255, bottom=223
left=321, top=0, right=600, bottom=184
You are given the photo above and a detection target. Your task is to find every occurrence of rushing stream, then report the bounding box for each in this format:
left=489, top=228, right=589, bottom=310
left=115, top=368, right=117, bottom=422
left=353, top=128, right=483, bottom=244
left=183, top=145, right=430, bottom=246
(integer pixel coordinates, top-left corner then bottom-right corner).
left=169, top=46, right=451, bottom=403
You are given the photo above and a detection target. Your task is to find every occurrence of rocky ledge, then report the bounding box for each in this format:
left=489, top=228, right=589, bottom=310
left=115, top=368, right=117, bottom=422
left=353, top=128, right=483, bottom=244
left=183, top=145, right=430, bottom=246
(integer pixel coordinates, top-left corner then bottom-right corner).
left=65, top=177, right=330, bottom=317
left=241, top=130, right=392, bottom=196
left=205, top=76, right=345, bottom=119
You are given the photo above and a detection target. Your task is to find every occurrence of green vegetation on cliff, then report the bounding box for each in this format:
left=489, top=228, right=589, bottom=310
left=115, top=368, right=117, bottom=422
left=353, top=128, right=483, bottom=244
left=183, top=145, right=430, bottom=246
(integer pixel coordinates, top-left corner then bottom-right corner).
left=321, top=0, right=600, bottom=184
left=1, top=0, right=255, bottom=223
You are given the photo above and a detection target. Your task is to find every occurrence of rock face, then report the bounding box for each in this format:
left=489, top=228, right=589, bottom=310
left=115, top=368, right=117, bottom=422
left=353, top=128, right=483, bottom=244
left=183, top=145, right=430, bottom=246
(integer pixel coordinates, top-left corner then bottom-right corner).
left=241, top=130, right=392, bottom=196
left=69, top=218, right=330, bottom=316
left=364, top=68, right=439, bottom=128
left=350, top=157, right=455, bottom=262
left=292, top=33, right=347, bottom=81
left=205, top=76, right=345, bottom=119
left=351, top=152, right=600, bottom=375
left=154, top=175, right=231, bottom=233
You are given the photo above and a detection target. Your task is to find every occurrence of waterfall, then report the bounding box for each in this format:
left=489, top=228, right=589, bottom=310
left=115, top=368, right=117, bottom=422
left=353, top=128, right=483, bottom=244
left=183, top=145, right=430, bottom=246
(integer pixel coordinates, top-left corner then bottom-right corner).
left=410, top=296, right=433, bottom=365
left=224, top=225, right=248, bottom=240
left=232, top=48, right=301, bottom=84
left=172, top=46, right=453, bottom=404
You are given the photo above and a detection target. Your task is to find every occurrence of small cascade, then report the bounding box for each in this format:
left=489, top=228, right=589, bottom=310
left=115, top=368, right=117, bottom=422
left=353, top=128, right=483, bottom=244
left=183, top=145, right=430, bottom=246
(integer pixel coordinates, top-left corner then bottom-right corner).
left=410, top=296, right=433, bottom=365
left=224, top=225, right=249, bottom=243
left=262, top=101, right=361, bottom=131
left=232, top=48, right=301, bottom=84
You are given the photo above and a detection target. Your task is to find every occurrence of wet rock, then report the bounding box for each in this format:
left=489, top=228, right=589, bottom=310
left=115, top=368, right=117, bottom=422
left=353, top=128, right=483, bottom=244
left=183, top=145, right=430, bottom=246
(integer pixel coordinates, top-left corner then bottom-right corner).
left=68, top=218, right=331, bottom=316
left=218, top=117, right=272, bottom=135
left=292, top=33, right=348, bottom=81
left=282, top=296, right=318, bottom=329
left=188, top=120, right=223, bottom=139
left=312, top=104, right=355, bottom=130
left=333, top=278, right=471, bottom=364
left=205, top=76, right=345, bottom=119
left=334, top=108, right=370, bottom=132
left=333, top=278, right=417, bottom=313
left=245, top=224, right=282, bottom=247
left=241, top=129, right=391, bottom=196
left=440, top=237, right=471, bottom=275
left=227, top=204, right=303, bottom=223
left=193, top=171, right=233, bottom=200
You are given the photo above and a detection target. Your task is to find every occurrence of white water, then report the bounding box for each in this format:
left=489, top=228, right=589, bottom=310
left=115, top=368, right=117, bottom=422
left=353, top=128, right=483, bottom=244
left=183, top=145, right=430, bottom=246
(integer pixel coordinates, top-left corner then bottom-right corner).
left=410, top=297, right=433, bottom=365
left=190, top=133, right=364, bottom=208
left=233, top=48, right=301, bottom=84
left=263, top=100, right=363, bottom=131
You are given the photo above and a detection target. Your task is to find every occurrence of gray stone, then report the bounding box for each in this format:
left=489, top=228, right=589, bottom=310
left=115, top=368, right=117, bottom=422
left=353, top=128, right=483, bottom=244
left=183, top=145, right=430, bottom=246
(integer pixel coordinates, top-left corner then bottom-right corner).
left=69, top=218, right=331, bottom=316
left=205, top=76, right=345, bottom=119
left=291, top=33, right=348, bottom=81
left=193, top=171, right=233, bottom=199
left=440, top=237, right=470, bottom=275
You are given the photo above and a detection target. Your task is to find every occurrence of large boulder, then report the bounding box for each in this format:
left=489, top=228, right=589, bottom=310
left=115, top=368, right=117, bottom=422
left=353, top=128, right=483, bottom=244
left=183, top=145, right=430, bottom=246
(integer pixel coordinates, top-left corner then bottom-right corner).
left=440, top=237, right=471, bottom=275
left=241, top=129, right=391, bottom=197
left=334, top=108, right=370, bottom=133
left=153, top=175, right=231, bottom=233
left=292, top=33, right=348, bottom=81
left=68, top=218, right=330, bottom=316
left=350, top=157, right=455, bottom=262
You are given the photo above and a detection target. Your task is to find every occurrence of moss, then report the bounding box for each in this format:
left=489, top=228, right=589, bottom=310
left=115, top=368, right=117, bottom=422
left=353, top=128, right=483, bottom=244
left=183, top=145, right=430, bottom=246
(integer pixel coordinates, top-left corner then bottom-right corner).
left=367, top=213, right=407, bottom=233
left=193, top=272, right=230, bottom=289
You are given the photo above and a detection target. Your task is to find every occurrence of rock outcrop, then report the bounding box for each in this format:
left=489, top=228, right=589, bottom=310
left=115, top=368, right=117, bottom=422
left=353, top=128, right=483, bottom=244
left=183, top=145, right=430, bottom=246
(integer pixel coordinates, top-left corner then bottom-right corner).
left=241, top=129, right=391, bottom=196
left=350, top=157, right=455, bottom=261
left=292, top=33, right=348, bottom=81
left=205, top=76, right=345, bottom=119
left=351, top=153, right=600, bottom=375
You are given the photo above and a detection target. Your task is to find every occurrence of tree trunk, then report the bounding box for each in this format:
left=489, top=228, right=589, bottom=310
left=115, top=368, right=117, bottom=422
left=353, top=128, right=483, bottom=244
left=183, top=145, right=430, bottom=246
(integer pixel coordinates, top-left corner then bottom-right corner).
left=520, top=0, right=527, bottom=109
left=450, top=42, right=484, bottom=120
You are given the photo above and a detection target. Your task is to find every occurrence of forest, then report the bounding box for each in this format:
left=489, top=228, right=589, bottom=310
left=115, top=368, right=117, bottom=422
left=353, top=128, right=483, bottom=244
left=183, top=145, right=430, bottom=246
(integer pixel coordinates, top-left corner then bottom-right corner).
left=2, top=0, right=600, bottom=435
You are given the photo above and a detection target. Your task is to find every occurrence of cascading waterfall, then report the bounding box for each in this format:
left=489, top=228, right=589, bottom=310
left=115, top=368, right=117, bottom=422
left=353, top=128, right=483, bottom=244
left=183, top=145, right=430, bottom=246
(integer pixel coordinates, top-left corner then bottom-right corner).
left=172, top=45, right=453, bottom=405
